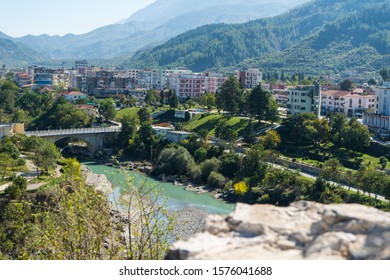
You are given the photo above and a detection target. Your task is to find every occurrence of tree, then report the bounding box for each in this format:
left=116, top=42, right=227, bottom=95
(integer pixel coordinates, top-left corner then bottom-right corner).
left=356, top=166, right=385, bottom=198
left=198, top=129, right=209, bottom=144
left=33, top=98, right=89, bottom=129
left=319, top=158, right=343, bottom=184
left=99, top=98, right=116, bottom=120
left=0, top=153, right=15, bottom=179
left=120, top=172, right=175, bottom=260
left=168, top=90, right=179, bottom=109
left=145, top=90, right=158, bottom=106
left=5, top=176, right=27, bottom=199
left=239, top=144, right=267, bottom=186
left=243, top=121, right=256, bottom=144
left=200, top=92, right=216, bottom=108
left=214, top=119, right=237, bottom=147
left=216, top=76, right=243, bottom=114
left=281, top=71, right=286, bottom=82
left=137, top=107, right=152, bottom=123
left=157, top=146, right=196, bottom=176
left=207, top=171, right=226, bottom=189
left=340, top=79, right=353, bottom=91
left=200, top=158, right=221, bottom=182
left=380, top=68, right=389, bottom=82
left=260, top=130, right=281, bottom=150
left=312, top=118, right=331, bottom=145
left=246, top=85, right=279, bottom=122
left=32, top=142, right=60, bottom=177
left=194, top=147, right=208, bottom=163
left=0, top=140, right=20, bottom=159
left=280, top=112, right=317, bottom=144
left=379, top=156, right=389, bottom=169
left=368, top=78, right=377, bottom=86
left=338, top=119, right=371, bottom=152
left=118, top=114, right=139, bottom=148
left=35, top=159, right=121, bottom=260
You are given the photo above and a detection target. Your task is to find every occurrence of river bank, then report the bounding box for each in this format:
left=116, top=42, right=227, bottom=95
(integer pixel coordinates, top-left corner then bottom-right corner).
left=80, top=164, right=210, bottom=242
left=101, top=158, right=231, bottom=203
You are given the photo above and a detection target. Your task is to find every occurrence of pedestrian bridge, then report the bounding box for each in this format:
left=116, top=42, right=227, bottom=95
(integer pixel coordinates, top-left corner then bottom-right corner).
left=25, top=126, right=121, bottom=155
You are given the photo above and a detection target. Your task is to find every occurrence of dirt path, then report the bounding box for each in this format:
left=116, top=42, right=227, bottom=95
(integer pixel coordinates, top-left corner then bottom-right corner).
left=0, top=157, right=62, bottom=193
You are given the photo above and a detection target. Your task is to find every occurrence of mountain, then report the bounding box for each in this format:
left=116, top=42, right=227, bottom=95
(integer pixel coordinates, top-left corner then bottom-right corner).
left=9, top=0, right=309, bottom=60
left=257, top=3, right=390, bottom=74
left=0, top=32, right=12, bottom=40
left=122, top=0, right=390, bottom=73
left=0, top=38, right=46, bottom=66
left=121, top=0, right=308, bottom=26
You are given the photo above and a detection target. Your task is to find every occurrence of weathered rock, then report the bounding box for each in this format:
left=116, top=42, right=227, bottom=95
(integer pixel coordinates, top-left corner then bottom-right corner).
left=166, top=201, right=390, bottom=260
left=81, top=165, right=113, bottom=195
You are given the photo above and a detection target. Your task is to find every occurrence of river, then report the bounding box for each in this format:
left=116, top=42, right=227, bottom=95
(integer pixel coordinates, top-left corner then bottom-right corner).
left=83, top=162, right=235, bottom=215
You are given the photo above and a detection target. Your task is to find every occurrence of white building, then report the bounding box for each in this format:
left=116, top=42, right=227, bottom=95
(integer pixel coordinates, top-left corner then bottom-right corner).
left=364, top=82, right=390, bottom=135
left=321, top=89, right=375, bottom=117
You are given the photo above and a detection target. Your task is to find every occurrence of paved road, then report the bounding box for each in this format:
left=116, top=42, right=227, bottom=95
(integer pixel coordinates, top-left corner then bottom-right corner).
left=269, top=163, right=388, bottom=202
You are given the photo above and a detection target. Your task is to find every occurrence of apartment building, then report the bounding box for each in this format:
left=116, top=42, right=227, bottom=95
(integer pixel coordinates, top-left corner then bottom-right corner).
left=238, top=68, right=263, bottom=89
left=286, top=82, right=321, bottom=117
left=364, top=82, right=390, bottom=135
left=321, top=89, right=375, bottom=117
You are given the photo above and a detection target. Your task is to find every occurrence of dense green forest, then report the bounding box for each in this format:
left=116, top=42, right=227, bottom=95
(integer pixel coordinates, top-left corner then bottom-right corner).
left=256, top=3, right=390, bottom=73
left=123, top=0, right=390, bottom=73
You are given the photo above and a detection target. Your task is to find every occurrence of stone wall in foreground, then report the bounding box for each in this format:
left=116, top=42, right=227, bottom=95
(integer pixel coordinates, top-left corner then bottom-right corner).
left=166, top=201, right=390, bottom=260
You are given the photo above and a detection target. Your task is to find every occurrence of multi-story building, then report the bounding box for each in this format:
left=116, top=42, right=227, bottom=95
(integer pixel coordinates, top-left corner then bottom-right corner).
left=172, top=72, right=227, bottom=101
left=364, top=82, right=390, bottom=135
left=35, top=73, right=52, bottom=87
left=14, top=73, right=33, bottom=86
left=321, top=89, right=375, bottom=117
left=175, top=74, right=206, bottom=100
left=238, top=68, right=263, bottom=89
left=75, top=60, right=88, bottom=75
left=287, top=82, right=321, bottom=117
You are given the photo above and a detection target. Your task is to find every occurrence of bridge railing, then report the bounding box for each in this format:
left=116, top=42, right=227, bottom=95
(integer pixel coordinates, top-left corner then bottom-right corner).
left=25, top=126, right=122, bottom=136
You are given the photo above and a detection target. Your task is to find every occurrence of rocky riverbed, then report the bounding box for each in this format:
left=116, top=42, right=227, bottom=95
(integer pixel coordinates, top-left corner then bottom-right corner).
left=81, top=165, right=114, bottom=195
left=81, top=164, right=208, bottom=243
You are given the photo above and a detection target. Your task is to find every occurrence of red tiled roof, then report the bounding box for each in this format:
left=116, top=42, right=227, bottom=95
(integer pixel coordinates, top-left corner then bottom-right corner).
left=322, top=90, right=352, bottom=97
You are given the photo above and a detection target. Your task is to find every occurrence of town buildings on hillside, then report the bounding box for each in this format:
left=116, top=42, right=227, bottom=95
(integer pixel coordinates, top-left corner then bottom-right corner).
left=11, top=62, right=260, bottom=102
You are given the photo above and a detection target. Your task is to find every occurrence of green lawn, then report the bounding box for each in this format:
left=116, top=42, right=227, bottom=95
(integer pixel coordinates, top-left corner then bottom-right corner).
left=183, top=114, right=270, bottom=137
left=280, top=142, right=390, bottom=170
left=115, top=108, right=141, bottom=121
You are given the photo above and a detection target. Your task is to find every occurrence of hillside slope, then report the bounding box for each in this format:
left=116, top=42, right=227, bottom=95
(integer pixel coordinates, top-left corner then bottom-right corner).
left=123, top=0, right=388, bottom=72
left=9, top=0, right=309, bottom=60
left=0, top=39, right=45, bottom=66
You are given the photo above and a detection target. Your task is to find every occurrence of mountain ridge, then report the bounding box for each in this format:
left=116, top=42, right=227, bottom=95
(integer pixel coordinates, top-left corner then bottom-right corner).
left=2, top=0, right=310, bottom=61
left=123, top=0, right=390, bottom=73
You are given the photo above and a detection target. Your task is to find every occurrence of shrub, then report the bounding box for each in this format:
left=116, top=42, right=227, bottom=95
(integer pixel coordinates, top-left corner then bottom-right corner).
left=207, top=171, right=226, bottom=189
left=234, top=181, right=248, bottom=196
left=200, top=158, right=221, bottom=182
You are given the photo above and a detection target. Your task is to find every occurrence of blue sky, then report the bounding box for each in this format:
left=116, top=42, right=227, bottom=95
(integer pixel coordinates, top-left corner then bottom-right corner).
left=0, top=0, right=156, bottom=37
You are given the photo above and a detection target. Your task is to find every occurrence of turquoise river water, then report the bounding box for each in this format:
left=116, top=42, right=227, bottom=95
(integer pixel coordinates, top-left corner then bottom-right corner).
left=83, top=162, right=235, bottom=215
